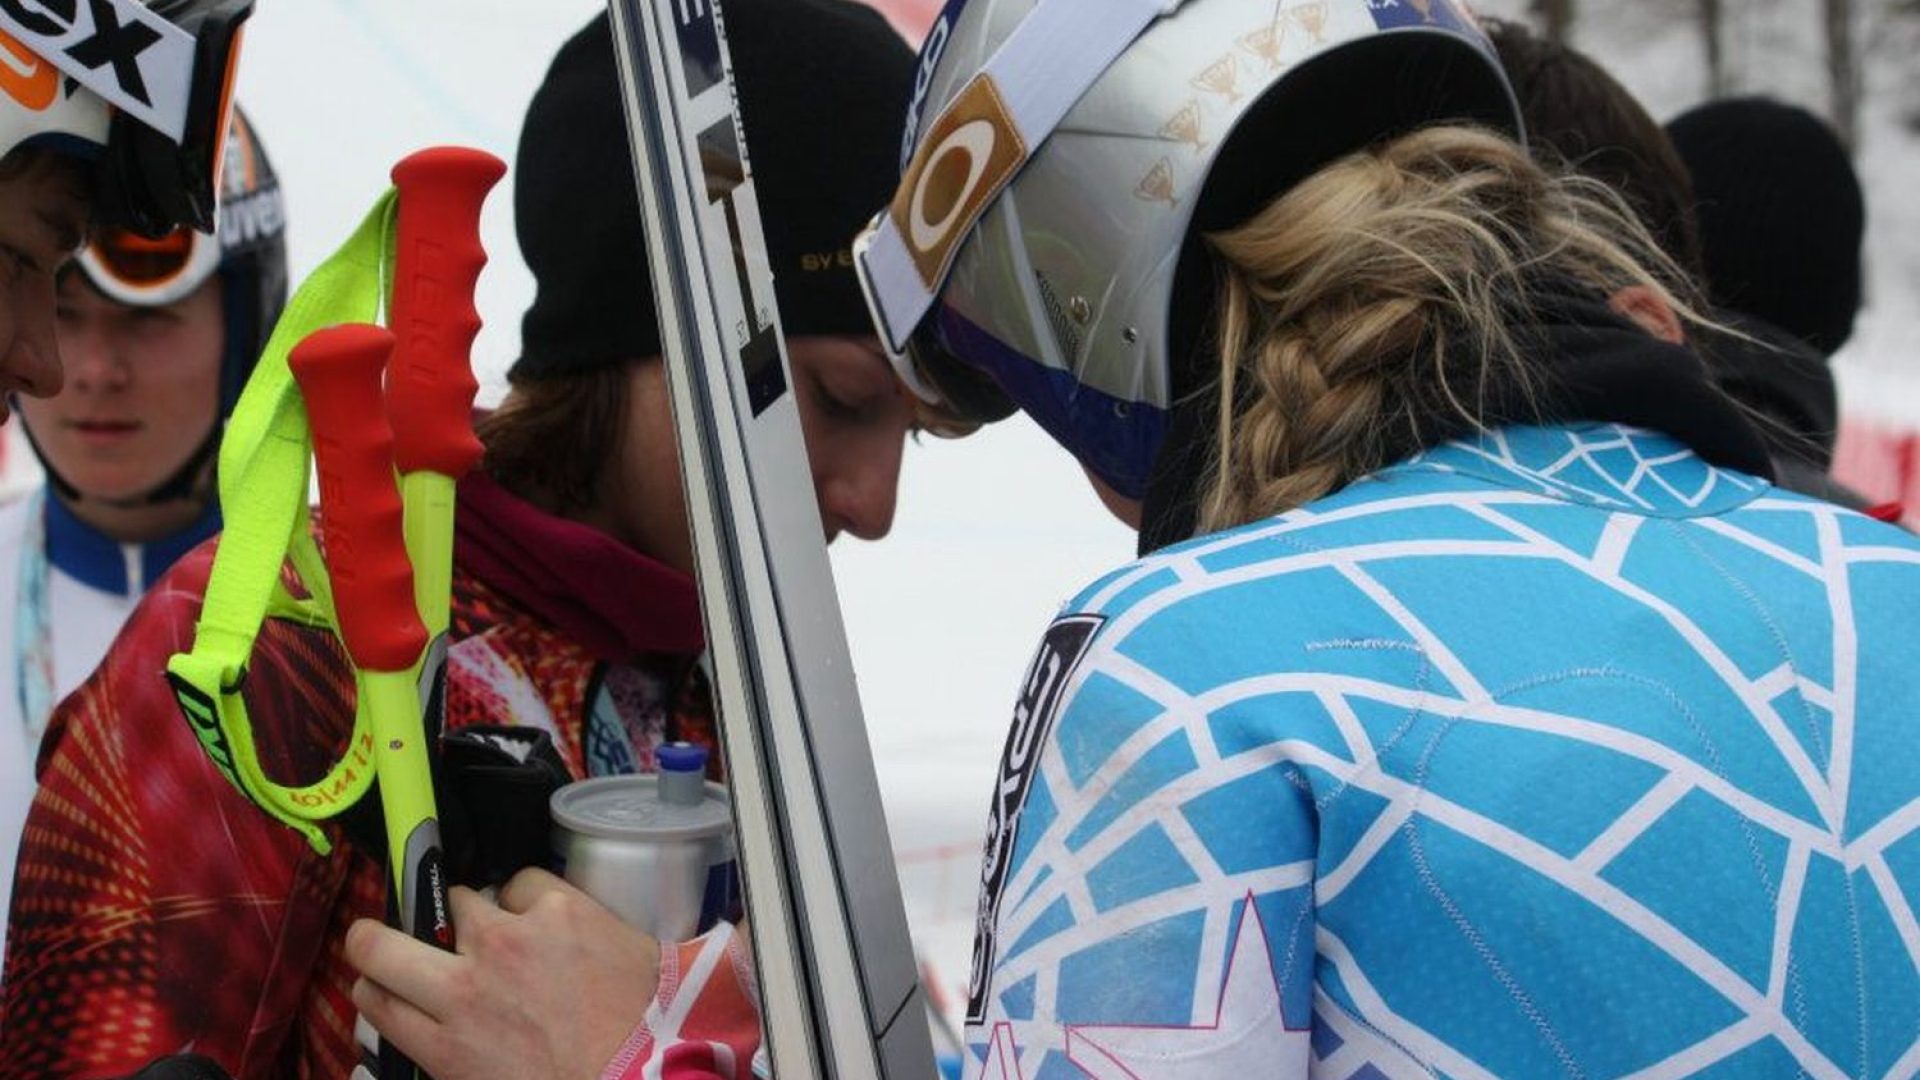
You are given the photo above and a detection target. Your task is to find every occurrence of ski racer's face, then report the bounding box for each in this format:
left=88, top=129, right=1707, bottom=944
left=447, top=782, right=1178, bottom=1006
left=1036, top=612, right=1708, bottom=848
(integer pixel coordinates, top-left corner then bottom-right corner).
left=605, top=335, right=914, bottom=576
left=21, top=272, right=224, bottom=502
left=0, top=154, right=90, bottom=421
left=790, top=335, right=913, bottom=544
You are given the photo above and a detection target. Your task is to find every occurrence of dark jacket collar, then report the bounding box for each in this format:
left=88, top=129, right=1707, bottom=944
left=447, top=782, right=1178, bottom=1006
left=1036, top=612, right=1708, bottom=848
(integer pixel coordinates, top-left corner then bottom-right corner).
left=1695, top=310, right=1838, bottom=466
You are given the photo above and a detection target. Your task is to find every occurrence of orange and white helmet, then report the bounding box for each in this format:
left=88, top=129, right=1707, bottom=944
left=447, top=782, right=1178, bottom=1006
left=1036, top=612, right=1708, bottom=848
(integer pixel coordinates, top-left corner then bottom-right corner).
left=0, top=0, right=254, bottom=237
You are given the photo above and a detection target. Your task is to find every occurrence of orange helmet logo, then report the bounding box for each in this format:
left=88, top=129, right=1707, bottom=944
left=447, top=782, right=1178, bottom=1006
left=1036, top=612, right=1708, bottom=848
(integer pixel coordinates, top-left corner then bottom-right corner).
left=0, top=28, right=57, bottom=111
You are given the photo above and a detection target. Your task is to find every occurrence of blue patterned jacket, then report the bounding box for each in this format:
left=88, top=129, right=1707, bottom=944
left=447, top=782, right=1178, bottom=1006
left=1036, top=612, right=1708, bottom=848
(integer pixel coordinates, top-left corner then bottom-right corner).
left=963, top=422, right=1920, bottom=1080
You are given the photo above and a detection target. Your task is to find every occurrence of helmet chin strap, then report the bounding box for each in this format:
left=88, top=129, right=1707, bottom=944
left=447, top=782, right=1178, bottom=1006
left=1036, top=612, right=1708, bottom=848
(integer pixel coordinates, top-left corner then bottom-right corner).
left=123, top=421, right=222, bottom=507
left=14, top=402, right=221, bottom=513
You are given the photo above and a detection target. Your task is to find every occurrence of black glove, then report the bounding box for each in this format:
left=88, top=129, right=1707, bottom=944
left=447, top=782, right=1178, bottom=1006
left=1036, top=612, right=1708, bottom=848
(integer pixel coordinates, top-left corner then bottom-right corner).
left=439, top=725, right=574, bottom=887
left=338, top=725, right=573, bottom=890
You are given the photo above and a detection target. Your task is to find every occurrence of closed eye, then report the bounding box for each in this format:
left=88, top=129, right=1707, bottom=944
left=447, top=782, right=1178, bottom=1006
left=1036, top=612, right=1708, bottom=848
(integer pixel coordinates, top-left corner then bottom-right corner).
left=813, top=375, right=880, bottom=422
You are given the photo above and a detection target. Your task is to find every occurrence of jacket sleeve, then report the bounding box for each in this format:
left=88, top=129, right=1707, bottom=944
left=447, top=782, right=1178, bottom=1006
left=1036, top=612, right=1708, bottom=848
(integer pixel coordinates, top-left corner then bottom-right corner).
left=600, top=921, right=764, bottom=1080
left=0, top=551, right=363, bottom=1079
left=959, top=612, right=1319, bottom=1080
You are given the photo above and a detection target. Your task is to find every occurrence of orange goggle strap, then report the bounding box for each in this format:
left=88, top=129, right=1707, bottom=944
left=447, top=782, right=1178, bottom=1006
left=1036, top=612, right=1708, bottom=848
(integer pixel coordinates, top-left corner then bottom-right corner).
left=165, top=191, right=396, bottom=855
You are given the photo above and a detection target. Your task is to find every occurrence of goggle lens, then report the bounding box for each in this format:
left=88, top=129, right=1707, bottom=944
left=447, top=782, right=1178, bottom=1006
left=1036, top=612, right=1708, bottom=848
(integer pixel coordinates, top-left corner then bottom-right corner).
left=90, top=228, right=197, bottom=286
left=76, top=224, right=221, bottom=307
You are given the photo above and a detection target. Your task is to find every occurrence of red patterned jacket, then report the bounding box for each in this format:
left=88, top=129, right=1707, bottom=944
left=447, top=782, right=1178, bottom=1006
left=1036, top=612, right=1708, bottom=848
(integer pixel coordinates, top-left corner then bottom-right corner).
left=0, top=473, right=718, bottom=1079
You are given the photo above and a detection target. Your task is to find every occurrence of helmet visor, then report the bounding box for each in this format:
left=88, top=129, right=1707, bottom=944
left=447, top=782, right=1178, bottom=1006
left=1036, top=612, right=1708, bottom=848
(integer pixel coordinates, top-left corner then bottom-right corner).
left=853, top=214, right=1011, bottom=437
left=76, top=224, right=221, bottom=307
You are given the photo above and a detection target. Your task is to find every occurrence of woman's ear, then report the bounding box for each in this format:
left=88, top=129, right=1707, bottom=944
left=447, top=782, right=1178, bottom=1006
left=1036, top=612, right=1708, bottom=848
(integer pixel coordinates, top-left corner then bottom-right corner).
left=1608, top=284, right=1686, bottom=345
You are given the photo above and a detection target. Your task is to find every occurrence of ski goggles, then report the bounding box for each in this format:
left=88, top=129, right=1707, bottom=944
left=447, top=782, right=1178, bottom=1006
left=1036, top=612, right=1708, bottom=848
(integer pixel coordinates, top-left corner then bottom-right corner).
left=75, top=223, right=222, bottom=307
left=852, top=213, right=1011, bottom=439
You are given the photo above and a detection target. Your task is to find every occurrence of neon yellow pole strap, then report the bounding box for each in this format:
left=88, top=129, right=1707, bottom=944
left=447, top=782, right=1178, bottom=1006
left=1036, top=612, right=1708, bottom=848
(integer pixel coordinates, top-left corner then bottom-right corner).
left=166, top=192, right=399, bottom=855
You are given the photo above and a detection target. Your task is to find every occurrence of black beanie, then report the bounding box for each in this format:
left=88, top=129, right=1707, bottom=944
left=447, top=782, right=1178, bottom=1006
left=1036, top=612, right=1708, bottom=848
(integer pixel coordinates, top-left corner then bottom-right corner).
left=1666, top=96, right=1866, bottom=358
left=511, top=0, right=912, bottom=380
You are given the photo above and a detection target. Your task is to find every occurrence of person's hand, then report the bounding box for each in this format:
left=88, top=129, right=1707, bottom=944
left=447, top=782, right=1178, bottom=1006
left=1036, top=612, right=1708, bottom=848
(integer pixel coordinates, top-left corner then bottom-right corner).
left=345, top=867, right=661, bottom=1080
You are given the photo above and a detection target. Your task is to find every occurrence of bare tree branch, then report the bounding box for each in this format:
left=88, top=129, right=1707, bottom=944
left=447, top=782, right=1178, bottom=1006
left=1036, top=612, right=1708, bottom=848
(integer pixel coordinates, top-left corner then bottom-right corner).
left=1531, top=0, right=1576, bottom=42
left=1700, top=0, right=1729, bottom=97
left=1825, top=0, right=1859, bottom=150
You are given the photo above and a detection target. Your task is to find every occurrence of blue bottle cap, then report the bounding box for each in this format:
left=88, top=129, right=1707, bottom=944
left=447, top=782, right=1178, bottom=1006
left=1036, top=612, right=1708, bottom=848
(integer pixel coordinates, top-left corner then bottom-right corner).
left=658, top=741, right=709, bottom=774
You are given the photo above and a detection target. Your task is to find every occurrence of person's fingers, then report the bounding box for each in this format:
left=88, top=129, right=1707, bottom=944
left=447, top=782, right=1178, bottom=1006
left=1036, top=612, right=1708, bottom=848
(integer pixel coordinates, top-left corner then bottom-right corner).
left=351, top=975, right=450, bottom=1071
left=343, top=918, right=465, bottom=1018
left=447, top=884, right=504, bottom=936
left=496, top=866, right=573, bottom=914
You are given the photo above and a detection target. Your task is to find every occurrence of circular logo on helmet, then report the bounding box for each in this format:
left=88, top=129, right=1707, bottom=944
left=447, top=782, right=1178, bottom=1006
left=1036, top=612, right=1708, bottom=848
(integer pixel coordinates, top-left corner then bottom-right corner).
left=909, top=119, right=997, bottom=253
left=888, top=74, right=1026, bottom=289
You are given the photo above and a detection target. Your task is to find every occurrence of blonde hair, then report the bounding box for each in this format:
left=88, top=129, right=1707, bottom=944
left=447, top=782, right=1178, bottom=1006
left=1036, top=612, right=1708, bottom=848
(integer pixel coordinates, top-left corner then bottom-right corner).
left=1197, top=124, right=1704, bottom=532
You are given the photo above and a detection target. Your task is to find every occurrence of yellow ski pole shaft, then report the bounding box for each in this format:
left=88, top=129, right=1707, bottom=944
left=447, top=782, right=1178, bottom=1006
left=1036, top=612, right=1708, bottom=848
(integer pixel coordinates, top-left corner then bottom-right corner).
left=291, top=324, right=446, bottom=1080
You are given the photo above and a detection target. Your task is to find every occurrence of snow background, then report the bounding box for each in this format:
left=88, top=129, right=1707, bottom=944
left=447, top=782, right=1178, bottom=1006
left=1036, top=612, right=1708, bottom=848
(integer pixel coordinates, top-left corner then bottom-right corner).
left=5, top=0, right=1909, bottom=1012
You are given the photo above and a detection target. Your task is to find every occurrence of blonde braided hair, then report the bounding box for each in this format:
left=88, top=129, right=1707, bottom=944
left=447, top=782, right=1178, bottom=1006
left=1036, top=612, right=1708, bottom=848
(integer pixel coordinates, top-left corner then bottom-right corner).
left=1197, top=124, right=1702, bottom=532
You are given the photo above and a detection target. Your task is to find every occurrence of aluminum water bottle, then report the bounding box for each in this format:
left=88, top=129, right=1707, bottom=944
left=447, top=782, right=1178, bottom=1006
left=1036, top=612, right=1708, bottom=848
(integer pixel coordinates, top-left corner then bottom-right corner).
left=550, top=743, right=736, bottom=940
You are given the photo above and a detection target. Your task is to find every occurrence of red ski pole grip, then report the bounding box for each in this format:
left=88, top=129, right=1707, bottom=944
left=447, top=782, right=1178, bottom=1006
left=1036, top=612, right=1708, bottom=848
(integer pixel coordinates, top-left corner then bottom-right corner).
left=387, top=146, right=506, bottom=479
left=291, top=325, right=429, bottom=673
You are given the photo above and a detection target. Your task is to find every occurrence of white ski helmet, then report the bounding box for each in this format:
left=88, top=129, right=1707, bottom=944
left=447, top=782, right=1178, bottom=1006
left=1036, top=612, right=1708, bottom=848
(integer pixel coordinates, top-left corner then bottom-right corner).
left=0, top=0, right=255, bottom=237
left=856, top=0, right=1520, bottom=501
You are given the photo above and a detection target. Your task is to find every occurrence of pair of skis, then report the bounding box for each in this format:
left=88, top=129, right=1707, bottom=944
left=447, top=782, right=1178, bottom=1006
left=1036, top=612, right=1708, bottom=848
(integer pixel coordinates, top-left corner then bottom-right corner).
left=603, top=0, right=936, bottom=1076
